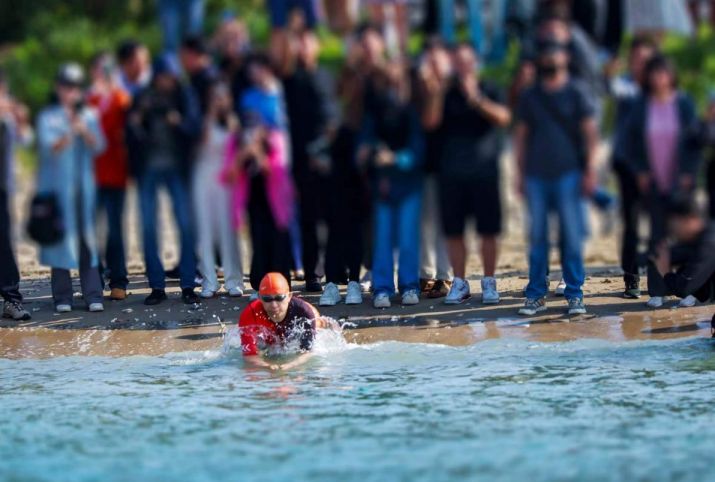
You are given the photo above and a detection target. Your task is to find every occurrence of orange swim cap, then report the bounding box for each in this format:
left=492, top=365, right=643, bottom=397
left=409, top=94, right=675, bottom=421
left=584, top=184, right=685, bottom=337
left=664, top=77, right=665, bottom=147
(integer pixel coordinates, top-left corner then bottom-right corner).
left=259, top=272, right=290, bottom=296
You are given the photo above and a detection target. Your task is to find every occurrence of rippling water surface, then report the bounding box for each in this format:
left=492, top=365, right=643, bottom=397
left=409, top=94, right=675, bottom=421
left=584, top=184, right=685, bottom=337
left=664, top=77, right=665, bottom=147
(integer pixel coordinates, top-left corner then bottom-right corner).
left=2, top=331, right=715, bottom=482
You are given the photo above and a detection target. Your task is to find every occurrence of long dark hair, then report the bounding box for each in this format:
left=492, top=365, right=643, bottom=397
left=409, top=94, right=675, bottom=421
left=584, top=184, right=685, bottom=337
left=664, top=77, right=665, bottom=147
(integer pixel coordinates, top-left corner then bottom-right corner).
left=643, top=54, right=678, bottom=96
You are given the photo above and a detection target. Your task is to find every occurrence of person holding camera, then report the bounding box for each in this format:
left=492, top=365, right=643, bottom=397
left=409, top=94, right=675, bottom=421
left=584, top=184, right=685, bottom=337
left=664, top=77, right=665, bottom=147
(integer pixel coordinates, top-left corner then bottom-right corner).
left=36, top=64, right=106, bottom=314
left=126, top=55, right=201, bottom=306
left=357, top=60, right=424, bottom=309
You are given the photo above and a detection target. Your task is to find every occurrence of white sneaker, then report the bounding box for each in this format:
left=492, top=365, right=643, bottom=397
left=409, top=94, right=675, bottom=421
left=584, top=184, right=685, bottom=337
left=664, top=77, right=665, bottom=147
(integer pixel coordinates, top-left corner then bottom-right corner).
left=56, top=304, right=72, bottom=313
left=444, top=277, right=470, bottom=305
left=401, top=290, right=419, bottom=306
left=679, top=295, right=697, bottom=308
left=647, top=296, right=666, bottom=308
left=200, top=290, right=216, bottom=299
left=374, top=292, right=391, bottom=309
left=88, top=303, right=104, bottom=313
left=228, top=288, right=244, bottom=297
left=360, top=270, right=373, bottom=293
left=319, top=282, right=342, bottom=306
left=481, top=277, right=499, bottom=304
left=555, top=279, right=566, bottom=296
left=346, top=281, right=363, bottom=305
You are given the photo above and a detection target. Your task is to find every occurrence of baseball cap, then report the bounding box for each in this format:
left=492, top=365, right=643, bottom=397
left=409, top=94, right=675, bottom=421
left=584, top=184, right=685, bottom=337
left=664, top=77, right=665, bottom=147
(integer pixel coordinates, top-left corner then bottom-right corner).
left=56, top=63, right=85, bottom=87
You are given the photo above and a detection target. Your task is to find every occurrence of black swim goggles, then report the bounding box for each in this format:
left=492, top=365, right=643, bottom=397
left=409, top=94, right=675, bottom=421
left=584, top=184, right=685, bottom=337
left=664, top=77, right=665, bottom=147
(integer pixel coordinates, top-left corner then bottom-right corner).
left=260, top=294, right=288, bottom=303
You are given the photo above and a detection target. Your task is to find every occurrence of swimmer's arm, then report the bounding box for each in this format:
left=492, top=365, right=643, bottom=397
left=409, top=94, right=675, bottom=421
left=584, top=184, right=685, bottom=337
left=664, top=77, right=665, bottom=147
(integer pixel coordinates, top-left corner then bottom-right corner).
left=276, top=353, right=314, bottom=370
left=244, top=355, right=281, bottom=370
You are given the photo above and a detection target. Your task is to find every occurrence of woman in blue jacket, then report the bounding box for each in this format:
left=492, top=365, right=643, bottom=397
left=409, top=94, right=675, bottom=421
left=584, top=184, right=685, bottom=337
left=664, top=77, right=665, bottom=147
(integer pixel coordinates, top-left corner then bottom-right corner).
left=36, top=64, right=106, bottom=313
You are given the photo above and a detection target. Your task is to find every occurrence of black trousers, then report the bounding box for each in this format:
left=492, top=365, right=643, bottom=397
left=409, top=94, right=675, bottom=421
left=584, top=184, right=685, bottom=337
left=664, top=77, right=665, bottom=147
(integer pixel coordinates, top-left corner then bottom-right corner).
left=646, top=190, right=676, bottom=297
left=324, top=182, right=364, bottom=284
left=615, top=163, right=643, bottom=285
left=0, top=190, right=21, bottom=303
left=296, top=171, right=327, bottom=281
left=248, top=195, right=292, bottom=291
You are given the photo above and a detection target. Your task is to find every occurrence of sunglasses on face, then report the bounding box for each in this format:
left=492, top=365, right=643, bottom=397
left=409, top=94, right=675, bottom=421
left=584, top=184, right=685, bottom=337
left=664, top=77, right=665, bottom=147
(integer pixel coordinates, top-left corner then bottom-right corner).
left=260, top=294, right=288, bottom=303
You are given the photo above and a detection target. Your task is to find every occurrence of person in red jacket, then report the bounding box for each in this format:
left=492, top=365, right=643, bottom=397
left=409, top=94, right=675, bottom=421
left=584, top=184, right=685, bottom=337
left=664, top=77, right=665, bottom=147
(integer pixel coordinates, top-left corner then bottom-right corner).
left=87, top=52, right=132, bottom=301
left=239, top=272, right=322, bottom=369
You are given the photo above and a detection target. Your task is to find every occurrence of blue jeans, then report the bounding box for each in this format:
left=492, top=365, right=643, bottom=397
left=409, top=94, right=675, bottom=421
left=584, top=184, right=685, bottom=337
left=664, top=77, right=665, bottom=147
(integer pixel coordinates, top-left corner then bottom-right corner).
left=525, top=172, right=586, bottom=301
left=373, top=190, right=422, bottom=298
left=98, top=188, right=128, bottom=290
left=159, top=0, right=205, bottom=54
left=438, top=0, right=509, bottom=63
left=138, top=169, right=196, bottom=290
left=267, top=0, right=320, bottom=28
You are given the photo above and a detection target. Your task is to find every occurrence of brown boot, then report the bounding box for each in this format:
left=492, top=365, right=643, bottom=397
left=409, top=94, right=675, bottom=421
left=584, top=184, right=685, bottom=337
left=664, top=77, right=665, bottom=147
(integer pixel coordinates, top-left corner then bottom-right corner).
left=428, top=280, right=452, bottom=299
left=110, top=288, right=127, bottom=301
left=420, top=278, right=435, bottom=293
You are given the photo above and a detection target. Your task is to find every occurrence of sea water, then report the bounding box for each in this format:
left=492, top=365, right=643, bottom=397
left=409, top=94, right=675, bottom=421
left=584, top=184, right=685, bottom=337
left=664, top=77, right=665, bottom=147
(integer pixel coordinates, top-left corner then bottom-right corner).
left=2, top=329, right=715, bottom=482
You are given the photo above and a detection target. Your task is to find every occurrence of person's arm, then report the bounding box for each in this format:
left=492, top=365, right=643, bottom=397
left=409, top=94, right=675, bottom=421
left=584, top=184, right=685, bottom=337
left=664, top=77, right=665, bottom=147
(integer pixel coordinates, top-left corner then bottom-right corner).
left=82, top=109, right=106, bottom=156
left=37, top=110, right=70, bottom=157
left=581, top=116, right=598, bottom=195
left=678, top=96, right=702, bottom=191
left=276, top=353, right=314, bottom=370
left=513, top=121, right=528, bottom=197
left=420, top=72, right=446, bottom=131
left=464, top=82, right=511, bottom=127
left=244, top=355, right=281, bottom=370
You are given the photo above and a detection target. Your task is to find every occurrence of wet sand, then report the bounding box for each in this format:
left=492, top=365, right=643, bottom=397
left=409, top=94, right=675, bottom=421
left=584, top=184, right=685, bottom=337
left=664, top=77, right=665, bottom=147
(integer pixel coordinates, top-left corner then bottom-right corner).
left=5, top=147, right=714, bottom=359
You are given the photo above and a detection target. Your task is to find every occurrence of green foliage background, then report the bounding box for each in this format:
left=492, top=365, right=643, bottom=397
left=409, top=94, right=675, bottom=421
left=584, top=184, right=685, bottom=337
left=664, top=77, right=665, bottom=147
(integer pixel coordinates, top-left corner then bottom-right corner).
left=0, top=0, right=711, bottom=114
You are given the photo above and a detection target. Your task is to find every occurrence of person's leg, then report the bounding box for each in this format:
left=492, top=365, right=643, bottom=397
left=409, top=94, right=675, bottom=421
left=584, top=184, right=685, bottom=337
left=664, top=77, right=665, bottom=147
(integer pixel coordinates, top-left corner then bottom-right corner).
left=615, top=164, right=640, bottom=285
left=166, top=171, right=197, bottom=290
left=158, top=0, right=181, bottom=55
left=138, top=171, right=165, bottom=290
left=299, top=183, right=320, bottom=281
left=474, top=179, right=502, bottom=278
left=184, top=0, right=205, bottom=37
left=419, top=176, right=438, bottom=281
left=524, top=177, right=550, bottom=300
left=289, top=211, right=304, bottom=273
left=248, top=208, right=269, bottom=291
left=78, top=231, right=104, bottom=306
left=446, top=237, right=467, bottom=280
left=396, top=190, right=422, bottom=294
left=217, top=189, right=244, bottom=291
left=101, top=188, right=128, bottom=290
left=647, top=193, right=670, bottom=297
left=555, top=172, right=586, bottom=300
left=0, top=191, right=22, bottom=303
left=301, top=0, right=321, bottom=29
left=51, top=269, right=74, bottom=307
left=465, top=0, right=485, bottom=57
left=441, top=178, right=468, bottom=279
left=372, top=200, right=396, bottom=297
left=481, top=236, right=498, bottom=278
left=193, top=173, right=218, bottom=292
left=439, top=0, right=457, bottom=45
left=486, top=0, right=509, bottom=63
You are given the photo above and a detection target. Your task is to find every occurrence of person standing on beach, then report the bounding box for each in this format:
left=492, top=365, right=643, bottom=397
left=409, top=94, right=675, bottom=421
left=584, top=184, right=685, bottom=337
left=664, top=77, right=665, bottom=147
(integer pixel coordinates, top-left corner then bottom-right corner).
left=126, top=55, right=201, bottom=306
left=87, top=52, right=132, bottom=302
left=37, top=64, right=107, bottom=314
left=514, top=41, right=598, bottom=316
left=0, top=69, right=33, bottom=321
left=423, top=42, right=511, bottom=306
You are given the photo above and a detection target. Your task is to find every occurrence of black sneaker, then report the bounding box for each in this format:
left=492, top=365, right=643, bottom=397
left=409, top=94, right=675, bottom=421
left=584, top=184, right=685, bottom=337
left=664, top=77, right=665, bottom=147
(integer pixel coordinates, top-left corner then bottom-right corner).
left=145, top=289, right=168, bottom=306
left=182, top=288, right=201, bottom=304
left=623, top=281, right=641, bottom=299
left=305, top=278, right=322, bottom=293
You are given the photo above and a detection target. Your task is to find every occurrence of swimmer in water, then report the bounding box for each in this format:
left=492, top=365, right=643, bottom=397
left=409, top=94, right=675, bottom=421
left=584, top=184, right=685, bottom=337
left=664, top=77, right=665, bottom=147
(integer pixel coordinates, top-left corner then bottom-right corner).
left=239, top=272, right=324, bottom=369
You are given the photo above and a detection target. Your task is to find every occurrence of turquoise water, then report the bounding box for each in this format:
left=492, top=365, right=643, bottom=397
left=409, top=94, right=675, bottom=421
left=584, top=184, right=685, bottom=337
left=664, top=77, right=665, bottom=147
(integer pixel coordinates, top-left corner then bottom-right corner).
left=2, top=331, right=715, bottom=482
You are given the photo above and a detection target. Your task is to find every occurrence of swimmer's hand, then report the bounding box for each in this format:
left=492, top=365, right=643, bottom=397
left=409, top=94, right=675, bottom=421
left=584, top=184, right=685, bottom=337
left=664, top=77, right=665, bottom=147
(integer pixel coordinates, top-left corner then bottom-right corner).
left=276, top=353, right=313, bottom=370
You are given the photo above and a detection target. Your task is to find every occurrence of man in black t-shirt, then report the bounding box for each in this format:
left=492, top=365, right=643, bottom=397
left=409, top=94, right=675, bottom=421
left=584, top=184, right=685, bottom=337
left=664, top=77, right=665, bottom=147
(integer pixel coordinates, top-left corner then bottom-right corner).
left=425, top=43, right=511, bottom=306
